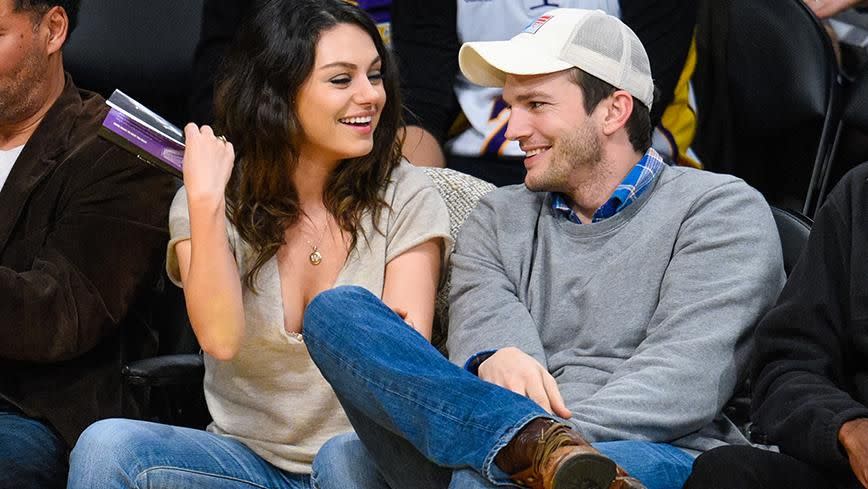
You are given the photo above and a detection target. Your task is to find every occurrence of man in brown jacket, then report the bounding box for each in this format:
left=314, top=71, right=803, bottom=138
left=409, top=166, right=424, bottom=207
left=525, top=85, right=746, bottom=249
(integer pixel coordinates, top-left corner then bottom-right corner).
left=0, top=1, right=176, bottom=487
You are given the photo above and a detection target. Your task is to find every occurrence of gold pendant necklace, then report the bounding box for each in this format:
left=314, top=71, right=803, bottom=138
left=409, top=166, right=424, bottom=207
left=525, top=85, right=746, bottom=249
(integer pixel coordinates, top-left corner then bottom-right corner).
left=309, top=248, right=323, bottom=266
left=303, top=214, right=330, bottom=266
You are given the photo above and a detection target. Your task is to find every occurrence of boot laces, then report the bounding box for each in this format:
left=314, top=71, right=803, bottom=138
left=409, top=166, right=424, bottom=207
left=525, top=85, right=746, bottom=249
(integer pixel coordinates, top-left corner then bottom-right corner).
left=531, top=422, right=577, bottom=478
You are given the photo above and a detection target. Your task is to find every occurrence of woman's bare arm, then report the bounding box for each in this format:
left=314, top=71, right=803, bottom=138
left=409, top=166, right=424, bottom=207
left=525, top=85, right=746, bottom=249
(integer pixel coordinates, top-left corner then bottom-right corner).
left=382, top=239, right=443, bottom=340
left=175, top=124, right=245, bottom=360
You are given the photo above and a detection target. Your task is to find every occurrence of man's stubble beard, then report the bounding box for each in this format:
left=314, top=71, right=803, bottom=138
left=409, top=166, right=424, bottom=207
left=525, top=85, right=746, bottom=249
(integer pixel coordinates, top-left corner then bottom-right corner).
left=0, top=45, right=49, bottom=127
left=525, top=122, right=603, bottom=195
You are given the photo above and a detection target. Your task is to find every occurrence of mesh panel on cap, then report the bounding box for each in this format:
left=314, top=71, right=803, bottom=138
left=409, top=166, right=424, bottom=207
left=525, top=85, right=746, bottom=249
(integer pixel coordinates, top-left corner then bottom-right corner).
left=570, top=14, right=624, bottom=67
left=629, top=35, right=651, bottom=77
left=559, top=10, right=654, bottom=108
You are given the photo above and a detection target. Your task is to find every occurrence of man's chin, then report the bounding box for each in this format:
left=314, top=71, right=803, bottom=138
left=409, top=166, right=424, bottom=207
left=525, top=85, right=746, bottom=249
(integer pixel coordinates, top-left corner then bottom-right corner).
left=523, top=176, right=548, bottom=193
left=524, top=170, right=552, bottom=192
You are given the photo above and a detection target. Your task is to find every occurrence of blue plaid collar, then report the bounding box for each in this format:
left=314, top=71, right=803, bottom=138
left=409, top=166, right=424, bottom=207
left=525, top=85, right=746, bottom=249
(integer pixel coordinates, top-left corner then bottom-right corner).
left=551, top=148, right=665, bottom=224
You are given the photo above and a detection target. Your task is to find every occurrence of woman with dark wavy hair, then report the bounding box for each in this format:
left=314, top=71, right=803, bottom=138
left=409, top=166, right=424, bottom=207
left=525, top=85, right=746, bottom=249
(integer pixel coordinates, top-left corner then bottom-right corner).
left=67, top=1, right=451, bottom=487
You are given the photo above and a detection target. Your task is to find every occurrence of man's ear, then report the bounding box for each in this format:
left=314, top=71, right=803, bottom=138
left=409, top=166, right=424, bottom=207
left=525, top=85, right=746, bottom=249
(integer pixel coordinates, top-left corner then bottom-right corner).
left=43, top=6, right=69, bottom=55
left=599, top=90, right=634, bottom=137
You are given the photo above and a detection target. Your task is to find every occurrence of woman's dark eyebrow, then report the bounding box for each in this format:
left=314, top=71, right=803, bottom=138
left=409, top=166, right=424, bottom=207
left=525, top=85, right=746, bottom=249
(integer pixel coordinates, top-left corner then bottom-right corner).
left=319, top=56, right=381, bottom=71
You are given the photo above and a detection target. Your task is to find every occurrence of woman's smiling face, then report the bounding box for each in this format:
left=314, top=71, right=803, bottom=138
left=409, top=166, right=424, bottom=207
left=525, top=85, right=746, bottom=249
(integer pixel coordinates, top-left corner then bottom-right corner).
left=294, top=22, right=386, bottom=164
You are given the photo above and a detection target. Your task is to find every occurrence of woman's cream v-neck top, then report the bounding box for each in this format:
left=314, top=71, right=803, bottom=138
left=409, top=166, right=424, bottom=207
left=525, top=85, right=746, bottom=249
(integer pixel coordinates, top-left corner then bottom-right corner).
left=166, top=161, right=452, bottom=474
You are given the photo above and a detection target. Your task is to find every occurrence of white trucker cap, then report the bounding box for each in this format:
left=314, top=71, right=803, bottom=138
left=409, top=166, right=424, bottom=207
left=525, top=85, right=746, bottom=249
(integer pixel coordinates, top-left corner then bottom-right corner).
left=458, top=8, right=654, bottom=109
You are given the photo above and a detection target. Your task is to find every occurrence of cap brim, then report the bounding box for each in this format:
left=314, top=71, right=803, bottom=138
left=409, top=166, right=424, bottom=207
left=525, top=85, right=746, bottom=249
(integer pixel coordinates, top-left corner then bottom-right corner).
left=459, top=38, right=574, bottom=87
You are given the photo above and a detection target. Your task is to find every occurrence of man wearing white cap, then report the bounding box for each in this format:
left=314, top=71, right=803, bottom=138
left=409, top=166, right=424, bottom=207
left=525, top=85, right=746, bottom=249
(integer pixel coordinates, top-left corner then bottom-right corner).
left=391, top=0, right=701, bottom=185
left=302, top=8, right=784, bottom=489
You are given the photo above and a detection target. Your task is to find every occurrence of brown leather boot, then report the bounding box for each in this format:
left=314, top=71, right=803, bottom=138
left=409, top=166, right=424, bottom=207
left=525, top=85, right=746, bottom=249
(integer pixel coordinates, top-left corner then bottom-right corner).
left=496, top=418, right=617, bottom=489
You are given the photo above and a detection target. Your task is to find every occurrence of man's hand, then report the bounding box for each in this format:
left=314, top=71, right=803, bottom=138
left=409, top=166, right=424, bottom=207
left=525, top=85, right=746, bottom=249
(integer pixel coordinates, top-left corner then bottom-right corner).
left=806, top=0, right=868, bottom=19
left=390, top=305, right=416, bottom=329
left=839, top=418, right=868, bottom=488
left=478, top=347, right=572, bottom=419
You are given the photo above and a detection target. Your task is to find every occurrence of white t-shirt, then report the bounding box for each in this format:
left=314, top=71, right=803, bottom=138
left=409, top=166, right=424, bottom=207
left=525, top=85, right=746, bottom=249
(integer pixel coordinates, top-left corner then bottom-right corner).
left=0, top=145, right=24, bottom=193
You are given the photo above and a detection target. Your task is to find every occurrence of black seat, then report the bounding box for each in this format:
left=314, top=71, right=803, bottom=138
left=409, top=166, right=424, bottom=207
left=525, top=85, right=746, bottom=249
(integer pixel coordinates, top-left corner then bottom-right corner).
left=725, top=205, right=812, bottom=437
left=815, top=67, right=868, bottom=211
left=121, top=271, right=208, bottom=429
left=770, top=206, right=813, bottom=275
left=63, top=0, right=204, bottom=126
left=694, top=0, right=842, bottom=215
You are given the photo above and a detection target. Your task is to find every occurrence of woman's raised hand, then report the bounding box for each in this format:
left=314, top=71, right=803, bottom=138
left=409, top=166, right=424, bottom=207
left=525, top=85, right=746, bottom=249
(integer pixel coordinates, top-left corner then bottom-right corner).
left=182, top=123, right=235, bottom=203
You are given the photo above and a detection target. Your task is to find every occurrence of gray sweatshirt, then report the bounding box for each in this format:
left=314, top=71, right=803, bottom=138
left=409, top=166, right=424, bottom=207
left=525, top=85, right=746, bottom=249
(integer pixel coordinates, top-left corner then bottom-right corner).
left=447, top=165, right=785, bottom=453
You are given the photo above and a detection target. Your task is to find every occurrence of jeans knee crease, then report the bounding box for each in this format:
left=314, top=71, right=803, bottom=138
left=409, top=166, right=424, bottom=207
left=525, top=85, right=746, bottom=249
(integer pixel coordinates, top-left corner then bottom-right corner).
left=137, top=466, right=272, bottom=489
left=308, top=336, right=503, bottom=435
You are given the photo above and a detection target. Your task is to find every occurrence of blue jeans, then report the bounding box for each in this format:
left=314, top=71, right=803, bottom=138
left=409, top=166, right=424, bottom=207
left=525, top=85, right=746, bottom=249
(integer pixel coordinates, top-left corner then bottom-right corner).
left=313, top=434, right=695, bottom=489
left=67, top=418, right=311, bottom=489
left=304, top=286, right=695, bottom=489
left=594, top=441, right=695, bottom=489
left=0, top=401, right=68, bottom=489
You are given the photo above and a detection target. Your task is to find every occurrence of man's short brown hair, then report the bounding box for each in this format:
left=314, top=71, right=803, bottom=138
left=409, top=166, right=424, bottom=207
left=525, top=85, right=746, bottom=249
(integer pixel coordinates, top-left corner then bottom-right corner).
left=569, top=67, right=654, bottom=153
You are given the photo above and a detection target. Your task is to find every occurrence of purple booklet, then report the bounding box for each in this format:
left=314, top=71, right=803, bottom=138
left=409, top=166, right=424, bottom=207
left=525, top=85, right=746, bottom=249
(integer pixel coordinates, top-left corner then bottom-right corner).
left=98, top=90, right=184, bottom=178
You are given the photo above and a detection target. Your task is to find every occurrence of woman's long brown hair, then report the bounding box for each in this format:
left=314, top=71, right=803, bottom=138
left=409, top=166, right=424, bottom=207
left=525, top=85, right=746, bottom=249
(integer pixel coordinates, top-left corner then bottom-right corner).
left=213, top=0, right=403, bottom=290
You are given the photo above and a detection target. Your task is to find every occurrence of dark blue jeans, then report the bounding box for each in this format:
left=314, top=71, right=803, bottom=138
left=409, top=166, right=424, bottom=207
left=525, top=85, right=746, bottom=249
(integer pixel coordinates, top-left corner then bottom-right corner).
left=0, top=400, right=68, bottom=489
left=303, top=286, right=549, bottom=487
left=303, top=286, right=695, bottom=489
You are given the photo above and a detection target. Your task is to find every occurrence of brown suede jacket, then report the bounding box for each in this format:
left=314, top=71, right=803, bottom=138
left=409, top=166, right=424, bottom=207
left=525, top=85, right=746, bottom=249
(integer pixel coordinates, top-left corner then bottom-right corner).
left=0, top=75, right=177, bottom=446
